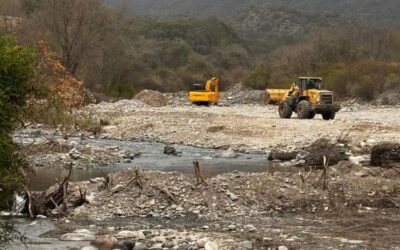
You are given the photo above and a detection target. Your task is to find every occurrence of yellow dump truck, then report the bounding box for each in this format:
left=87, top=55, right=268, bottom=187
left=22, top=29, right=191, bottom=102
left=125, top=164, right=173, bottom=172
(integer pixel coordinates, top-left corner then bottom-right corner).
left=267, top=77, right=340, bottom=120
left=188, top=77, right=219, bottom=105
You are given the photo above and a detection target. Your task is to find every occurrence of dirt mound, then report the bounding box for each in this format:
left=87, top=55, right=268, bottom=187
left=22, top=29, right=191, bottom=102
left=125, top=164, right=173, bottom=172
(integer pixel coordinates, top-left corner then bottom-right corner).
left=371, top=142, right=400, bottom=167
left=223, top=83, right=267, bottom=105
left=134, top=89, right=168, bottom=107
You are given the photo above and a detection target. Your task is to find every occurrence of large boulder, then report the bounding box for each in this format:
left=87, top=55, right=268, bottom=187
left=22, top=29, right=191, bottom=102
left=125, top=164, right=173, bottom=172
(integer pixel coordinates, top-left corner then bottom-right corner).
left=371, top=142, right=400, bottom=167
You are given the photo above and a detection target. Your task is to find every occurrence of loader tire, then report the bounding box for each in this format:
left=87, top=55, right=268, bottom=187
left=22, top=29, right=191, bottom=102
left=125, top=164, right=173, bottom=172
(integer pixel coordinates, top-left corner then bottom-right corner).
left=322, top=112, right=336, bottom=120
left=297, top=100, right=311, bottom=119
left=279, top=101, right=293, bottom=119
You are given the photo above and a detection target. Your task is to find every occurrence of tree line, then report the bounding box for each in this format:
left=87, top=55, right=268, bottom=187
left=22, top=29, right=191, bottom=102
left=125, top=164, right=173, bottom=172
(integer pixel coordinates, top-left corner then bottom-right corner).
left=1, top=0, right=399, bottom=100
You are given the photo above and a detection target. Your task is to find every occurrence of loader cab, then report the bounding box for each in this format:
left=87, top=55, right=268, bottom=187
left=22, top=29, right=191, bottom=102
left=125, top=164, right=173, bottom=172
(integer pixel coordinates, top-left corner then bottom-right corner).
left=297, top=77, right=322, bottom=91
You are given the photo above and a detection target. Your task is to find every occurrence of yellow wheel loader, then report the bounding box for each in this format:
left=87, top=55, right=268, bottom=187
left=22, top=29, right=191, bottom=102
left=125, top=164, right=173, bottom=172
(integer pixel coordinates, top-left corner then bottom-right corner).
left=268, top=77, right=340, bottom=120
left=188, top=77, right=219, bottom=105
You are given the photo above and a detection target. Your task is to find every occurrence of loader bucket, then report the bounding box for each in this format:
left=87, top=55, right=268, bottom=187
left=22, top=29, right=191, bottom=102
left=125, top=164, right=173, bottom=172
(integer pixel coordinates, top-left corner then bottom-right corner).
left=266, top=89, right=288, bottom=104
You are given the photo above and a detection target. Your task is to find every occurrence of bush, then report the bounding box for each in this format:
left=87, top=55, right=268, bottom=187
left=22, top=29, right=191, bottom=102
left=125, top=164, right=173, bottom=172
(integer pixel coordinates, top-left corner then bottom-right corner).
left=243, top=64, right=272, bottom=89
left=0, top=35, right=36, bottom=210
left=107, top=83, right=137, bottom=99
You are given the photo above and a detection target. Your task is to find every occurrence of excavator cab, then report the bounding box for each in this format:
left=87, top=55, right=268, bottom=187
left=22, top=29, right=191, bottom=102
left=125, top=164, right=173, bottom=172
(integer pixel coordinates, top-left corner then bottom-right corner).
left=192, top=83, right=205, bottom=91
left=188, top=77, right=219, bottom=105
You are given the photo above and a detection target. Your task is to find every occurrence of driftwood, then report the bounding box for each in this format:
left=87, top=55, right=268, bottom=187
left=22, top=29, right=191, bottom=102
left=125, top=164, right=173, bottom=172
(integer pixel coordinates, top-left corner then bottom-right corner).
left=317, top=156, right=330, bottom=190
left=22, top=163, right=73, bottom=218
left=110, top=169, right=144, bottom=194
left=299, top=168, right=313, bottom=184
left=73, top=187, right=89, bottom=208
left=158, top=184, right=177, bottom=204
left=193, top=161, right=207, bottom=185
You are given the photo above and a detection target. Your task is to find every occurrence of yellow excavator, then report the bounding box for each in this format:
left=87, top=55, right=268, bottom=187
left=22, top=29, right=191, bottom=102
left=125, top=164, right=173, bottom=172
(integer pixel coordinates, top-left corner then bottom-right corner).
left=267, top=77, right=340, bottom=120
left=188, top=77, right=219, bottom=105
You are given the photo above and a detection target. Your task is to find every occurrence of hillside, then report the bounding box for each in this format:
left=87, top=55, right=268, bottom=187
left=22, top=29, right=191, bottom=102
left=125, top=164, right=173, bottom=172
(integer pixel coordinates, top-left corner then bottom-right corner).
left=107, top=0, right=400, bottom=28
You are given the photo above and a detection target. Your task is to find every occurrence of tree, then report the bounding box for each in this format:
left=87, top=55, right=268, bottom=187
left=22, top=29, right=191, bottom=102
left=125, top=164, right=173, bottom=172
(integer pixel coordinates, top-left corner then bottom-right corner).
left=22, top=0, right=111, bottom=76
left=0, top=36, right=36, bottom=210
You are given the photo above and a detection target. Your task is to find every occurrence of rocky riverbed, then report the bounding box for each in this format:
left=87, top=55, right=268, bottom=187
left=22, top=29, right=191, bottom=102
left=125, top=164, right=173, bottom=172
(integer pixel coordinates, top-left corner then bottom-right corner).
left=7, top=164, right=400, bottom=249
left=81, top=100, right=400, bottom=153
left=4, top=99, right=400, bottom=249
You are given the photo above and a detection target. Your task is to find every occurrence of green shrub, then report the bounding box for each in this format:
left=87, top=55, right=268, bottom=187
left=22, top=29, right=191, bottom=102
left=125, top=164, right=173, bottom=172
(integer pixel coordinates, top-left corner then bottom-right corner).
left=0, top=35, right=36, bottom=209
left=243, top=64, right=272, bottom=89
left=107, top=83, right=137, bottom=99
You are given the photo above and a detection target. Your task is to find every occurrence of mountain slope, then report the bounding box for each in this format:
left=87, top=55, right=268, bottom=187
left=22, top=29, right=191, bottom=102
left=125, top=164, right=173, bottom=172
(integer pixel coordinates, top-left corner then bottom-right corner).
left=107, top=0, right=400, bottom=28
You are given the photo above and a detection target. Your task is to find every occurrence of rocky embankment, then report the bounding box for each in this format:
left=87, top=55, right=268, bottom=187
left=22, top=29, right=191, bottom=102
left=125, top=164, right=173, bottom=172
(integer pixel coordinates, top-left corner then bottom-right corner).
left=25, top=160, right=400, bottom=249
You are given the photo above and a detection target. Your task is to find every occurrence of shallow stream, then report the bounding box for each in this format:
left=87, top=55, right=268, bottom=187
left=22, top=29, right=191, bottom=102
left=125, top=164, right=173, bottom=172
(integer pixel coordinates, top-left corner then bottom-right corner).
left=28, top=138, right=274, bottom=191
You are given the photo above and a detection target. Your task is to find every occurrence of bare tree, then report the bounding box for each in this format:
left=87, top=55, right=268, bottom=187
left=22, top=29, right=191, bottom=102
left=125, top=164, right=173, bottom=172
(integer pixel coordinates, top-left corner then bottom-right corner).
left=31, top=0, right=111, bottom=75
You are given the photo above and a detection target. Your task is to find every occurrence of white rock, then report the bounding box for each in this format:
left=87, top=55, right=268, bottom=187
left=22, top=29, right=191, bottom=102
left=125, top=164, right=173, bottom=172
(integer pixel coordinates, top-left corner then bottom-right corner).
left=116, top=230, right=145, bottom=240
left=196, top=238, right=208, bottom=248
left=80, top=246, right=97, bottom=250
left=153, top=236, right=166, bottom=243
left=238, top=240, right=253, bottom=249
left=60, top=229, right=95, bottom=241
left=134, top=242, right=148, bottom=250
left=245, top=224, right=257, bottom=232
left=227, top=191, right=238, bottom=201
left=205, top=241, right=218, bottom=250
left=217, top=148, right=238, bottom=158
left=349, top=156, right=365, bottom=165
left=366, top=139, right=376, bottom=145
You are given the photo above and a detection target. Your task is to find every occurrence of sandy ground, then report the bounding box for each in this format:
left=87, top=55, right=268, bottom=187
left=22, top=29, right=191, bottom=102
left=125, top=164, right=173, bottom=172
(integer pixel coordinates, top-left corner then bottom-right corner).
left=87, top=103, right=400, bottom=152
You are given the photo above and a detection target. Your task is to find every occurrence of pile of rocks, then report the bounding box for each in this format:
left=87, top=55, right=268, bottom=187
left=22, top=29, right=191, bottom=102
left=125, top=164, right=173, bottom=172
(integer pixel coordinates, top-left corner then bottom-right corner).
left=63, top=164, right=399, bottom=223
left=222, top=83, right=267, bottom=105
left=374, top=89, right=400, bottom=106
left=63, top=229, right=226, bottom=250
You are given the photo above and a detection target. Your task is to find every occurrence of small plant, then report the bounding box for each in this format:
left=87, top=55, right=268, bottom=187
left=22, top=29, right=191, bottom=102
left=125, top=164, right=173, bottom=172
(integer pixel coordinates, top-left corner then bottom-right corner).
left=0, top=222, right=27, bottom=248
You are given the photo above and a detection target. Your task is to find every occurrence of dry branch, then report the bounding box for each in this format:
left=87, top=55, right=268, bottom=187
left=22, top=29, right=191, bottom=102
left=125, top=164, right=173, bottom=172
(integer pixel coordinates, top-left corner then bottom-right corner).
left=193, top=161, right=207, bottom=185
left=158, top=184, right=177, bottom=204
